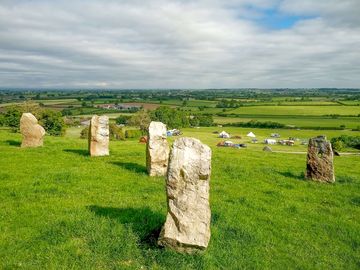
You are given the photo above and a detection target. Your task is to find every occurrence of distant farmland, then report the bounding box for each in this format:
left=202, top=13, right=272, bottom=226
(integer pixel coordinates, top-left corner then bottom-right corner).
left=224, top=105, right=360, bottom=116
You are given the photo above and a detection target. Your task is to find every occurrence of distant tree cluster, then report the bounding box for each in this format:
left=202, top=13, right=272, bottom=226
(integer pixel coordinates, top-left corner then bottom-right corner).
left=40, top=110, right=65, bottom=136
left=128, top=110, right=151, bottom=133
left=0, top=103, right=66, bottom=135
left=81, top=124, right=126, bottom=140
left=226, top=120, right=286, bottom=129
left=114, top=107, right=214, bottom=130
left=216, top=99, right=243, bottom=108
left=150, top=106, right=189, bottom=129
left=189, top=114, right=214, bottom=127
left=331, top=135, right=360, bottom=150
left=1, top=89, right=359, bottom=106
left=115, top=115, right=132, bottom=125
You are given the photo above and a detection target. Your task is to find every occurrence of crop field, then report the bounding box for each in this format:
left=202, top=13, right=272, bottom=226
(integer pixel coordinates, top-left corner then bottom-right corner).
left=0, top=127, right=359, bottom=269
left=224, top=105, right=360, bottom=116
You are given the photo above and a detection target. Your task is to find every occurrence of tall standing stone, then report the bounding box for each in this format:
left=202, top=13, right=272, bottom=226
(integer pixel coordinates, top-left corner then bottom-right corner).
left=306, top=135, right=335, bottom=183
left=158, top=137, right=211, bottom=253
left=20, top=113, right=45, bottom=148
left=146, top=121, right=169, bottom=176
left=88, top=115, right=109, bottom=156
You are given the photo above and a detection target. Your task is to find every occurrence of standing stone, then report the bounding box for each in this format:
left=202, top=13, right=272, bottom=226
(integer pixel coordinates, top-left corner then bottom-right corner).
left=20, top=113, right=45, bottom=148
left=158, top=137, right=211, bottom=253
left=146, top=121, right=169, bottom=176
left=263, top=146, right=272, bottom=152
left=88, top=115, right=109, bottom=156
left=306, top=135, right=335, bottom=183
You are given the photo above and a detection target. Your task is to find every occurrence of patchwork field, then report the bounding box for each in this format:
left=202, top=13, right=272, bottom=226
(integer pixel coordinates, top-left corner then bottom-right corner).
left=0, top=127, right=359, bottom=269
left=224, top=105, right=360, bottom=116
left=213, top=116, right=360, bottom=129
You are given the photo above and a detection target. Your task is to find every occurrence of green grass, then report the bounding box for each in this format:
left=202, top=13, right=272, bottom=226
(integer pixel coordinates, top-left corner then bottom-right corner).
left=339, top=101, right=360, bottom=106
left=224, top=105, right=360, bottom=116
left=0, top=127, right=359, bottom=269
left=33, top=99, right=79, bottom=105
left=213, top=116, right=360, bottom=129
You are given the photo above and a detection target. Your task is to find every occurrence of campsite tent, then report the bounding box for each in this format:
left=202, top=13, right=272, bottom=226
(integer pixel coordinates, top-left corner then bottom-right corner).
left=247, top=132, right=256, bottom=138
left=139, top=136, right=147, bottom=143
left=219, top=131, right=230, bottom=138
left=264, top=138, right=277, bottom=145
left=167, top=129, right=181, bottom=136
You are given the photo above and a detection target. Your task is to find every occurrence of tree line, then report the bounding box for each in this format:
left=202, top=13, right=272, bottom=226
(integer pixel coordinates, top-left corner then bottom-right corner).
left=0, top=103, right=65, bottom=135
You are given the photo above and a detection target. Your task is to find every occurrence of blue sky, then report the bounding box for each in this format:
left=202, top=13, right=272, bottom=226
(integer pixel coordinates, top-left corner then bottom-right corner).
left=0, top=0, right=359, bottom=89
left=256, top=8, right=313, bottom=30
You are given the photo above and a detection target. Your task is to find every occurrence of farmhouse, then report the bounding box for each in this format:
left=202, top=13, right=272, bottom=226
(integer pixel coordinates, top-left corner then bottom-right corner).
left=96, top=103, right=142, bottom=110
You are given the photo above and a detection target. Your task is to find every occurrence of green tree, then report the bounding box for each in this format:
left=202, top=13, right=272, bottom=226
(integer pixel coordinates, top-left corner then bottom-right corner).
left=80, top=126, right=89, bottom=139
left=61, top=109, right=73, bottom=116
left=189, top=116, right=200, bottom=127
left=40, top=110, right=66, bottom=136
left=115, top=115, right=131, bottom=125
left=4, top=107, right=22, bottom=131
left=332, top=140, right=344, bottom=151
left=0, top=113, right=5, bottom=126
left=128, top=110, right=151, bottom=132
left=109, top=124, right=125, bottom=140
left=189, top=114, right=213, bottom=127
left=198, top=114, right=214, bottom=126
left=150, top=106, right=189, bottom=129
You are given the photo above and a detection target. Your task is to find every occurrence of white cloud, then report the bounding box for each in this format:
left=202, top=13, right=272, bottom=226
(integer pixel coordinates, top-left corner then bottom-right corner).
left=0, top=0, right=359, bottom=88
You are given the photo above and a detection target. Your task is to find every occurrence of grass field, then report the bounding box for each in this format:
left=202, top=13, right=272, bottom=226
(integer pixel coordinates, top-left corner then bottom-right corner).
left=73, top=112, right=133, bottom=119
left=213, top=116, right=360, bottom=129
left=339, top=101, right=360, bottom=106
left=0, top=127, right=359, bottom=269
left=224, top=105, right=360, bottom=116
left=34, top=99, right=79, bottom=105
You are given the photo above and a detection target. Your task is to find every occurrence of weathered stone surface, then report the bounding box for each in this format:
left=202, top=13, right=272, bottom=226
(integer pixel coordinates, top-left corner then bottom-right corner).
left=88, top=115, right=109, bottom=156
left=158, top=137, right=211, bottom=253
left=146, top=121, right=169, bottom=176
left=263, top=146, right=272, bottom=152
left=306, top=135, right=335, bottom=183
left=20, top=113, right=45, bottom=148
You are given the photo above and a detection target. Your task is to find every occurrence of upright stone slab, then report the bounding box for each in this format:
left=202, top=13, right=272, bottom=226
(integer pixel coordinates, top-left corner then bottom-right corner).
left=20, top=113, right=45, bottom=148
left=146, top=121, right=169, bottom=176
left=88, top=115, right=109, bottom=156
left=158, top=137, right=211, bottom=253
left=306, top=135, right=335, bottom=183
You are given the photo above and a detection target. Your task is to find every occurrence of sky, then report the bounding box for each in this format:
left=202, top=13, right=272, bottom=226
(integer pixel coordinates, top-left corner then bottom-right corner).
left=0, top=0, right=359, bottom=89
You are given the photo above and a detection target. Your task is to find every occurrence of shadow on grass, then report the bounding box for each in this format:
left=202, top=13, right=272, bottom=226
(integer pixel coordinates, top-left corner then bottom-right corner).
left=88, top=205, right=163, bottom=248
left=63, top=149, right=89, bottom=157
left=110, top=161, right=147, bottom=174
left=277, top=171, right=305, bottom=181
left=5, top=140, right=21, bottom=147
